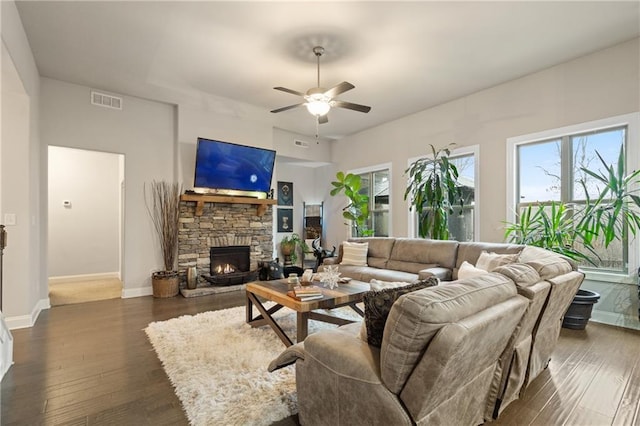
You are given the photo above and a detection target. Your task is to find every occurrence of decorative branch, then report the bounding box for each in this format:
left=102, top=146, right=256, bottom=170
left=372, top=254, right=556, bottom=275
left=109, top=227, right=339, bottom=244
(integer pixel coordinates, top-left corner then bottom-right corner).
left=144, top=181, right=182, bottom=272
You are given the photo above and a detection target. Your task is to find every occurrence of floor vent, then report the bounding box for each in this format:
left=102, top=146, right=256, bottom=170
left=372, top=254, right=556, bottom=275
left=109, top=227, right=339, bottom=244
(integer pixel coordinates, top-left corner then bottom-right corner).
left=91, top=91, right=122, bottom=110
left=294, top=139, right=309, bottom=148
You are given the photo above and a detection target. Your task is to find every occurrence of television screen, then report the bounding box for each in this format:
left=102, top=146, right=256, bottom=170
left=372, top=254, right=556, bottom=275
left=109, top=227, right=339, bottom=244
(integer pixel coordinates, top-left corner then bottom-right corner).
left=193, top=138, right=276, bottom=195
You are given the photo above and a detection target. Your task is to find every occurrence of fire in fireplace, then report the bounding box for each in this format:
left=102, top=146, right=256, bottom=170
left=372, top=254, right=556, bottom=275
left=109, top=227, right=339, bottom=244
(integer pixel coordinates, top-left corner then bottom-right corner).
left=206, top=246, right=256, bottom=286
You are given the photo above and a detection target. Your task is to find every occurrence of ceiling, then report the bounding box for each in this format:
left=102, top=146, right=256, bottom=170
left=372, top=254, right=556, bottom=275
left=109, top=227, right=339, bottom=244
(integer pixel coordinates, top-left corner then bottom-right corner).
left=15, top=1, right=640, bottom=140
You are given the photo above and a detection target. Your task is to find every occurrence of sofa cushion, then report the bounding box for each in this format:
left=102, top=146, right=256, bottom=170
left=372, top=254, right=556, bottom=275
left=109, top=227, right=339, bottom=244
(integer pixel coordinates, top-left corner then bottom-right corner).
left=454, top=242, right=523, bottom=279
left=363, top=278, right=439, bottom=347
left=387, top=238, right=459, bottom=273
left=341, top=241, right=369, bottom=266
left=380, top=272, right=518, bottom=393
left=517, top=246, right=573, bottom=279
left=493, top=263, right=540, bottom=287
left=457, top=261, right=489, bottom=279
left=347, top=238, right=396, bottom=269
left=369, top=279, right=413, bottom=291
left=476, top=251, right=519, bottom=271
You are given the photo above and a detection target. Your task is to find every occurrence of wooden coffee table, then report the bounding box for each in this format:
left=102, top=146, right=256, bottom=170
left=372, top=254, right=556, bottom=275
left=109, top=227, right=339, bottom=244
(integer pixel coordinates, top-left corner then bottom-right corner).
left=245, top=279, right=369, bottom=347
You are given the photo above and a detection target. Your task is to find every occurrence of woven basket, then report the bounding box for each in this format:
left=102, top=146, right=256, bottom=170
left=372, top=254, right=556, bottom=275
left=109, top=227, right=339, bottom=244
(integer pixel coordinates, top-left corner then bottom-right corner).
left=152, top=273, right=179, bottom=298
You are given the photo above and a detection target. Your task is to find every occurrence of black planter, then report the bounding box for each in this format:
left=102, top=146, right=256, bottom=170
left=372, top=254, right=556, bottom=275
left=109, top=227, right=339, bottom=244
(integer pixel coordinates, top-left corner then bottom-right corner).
left=562, top=289, right=601, bottom=330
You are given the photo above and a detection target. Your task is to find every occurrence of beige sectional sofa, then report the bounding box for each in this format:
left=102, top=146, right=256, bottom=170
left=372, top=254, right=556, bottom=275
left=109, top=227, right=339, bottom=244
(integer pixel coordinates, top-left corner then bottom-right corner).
left=271, top=237, right=584, bottom=425
left=322, top=237, right=524, bottom=281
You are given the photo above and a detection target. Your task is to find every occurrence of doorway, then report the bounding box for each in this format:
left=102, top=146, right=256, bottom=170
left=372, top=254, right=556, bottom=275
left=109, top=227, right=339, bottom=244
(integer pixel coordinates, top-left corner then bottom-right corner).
left=48, top=146, right=124, bottom=305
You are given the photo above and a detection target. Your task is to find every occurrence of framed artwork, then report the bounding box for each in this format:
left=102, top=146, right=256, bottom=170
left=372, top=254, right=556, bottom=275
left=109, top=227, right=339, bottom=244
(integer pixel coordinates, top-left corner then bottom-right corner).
left=277, top=181, right=293, bottom=206
left=277, top=208, right=293, bottom=233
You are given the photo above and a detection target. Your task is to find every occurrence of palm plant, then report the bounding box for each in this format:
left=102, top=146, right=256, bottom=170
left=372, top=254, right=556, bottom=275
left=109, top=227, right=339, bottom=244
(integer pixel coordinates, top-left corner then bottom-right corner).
left=578, top=145, right=640, bottom=248
left=330, top=172, right=373, bottom=237
left=404, top=144, right=464, bottom=239
left=504, top=202, right=597, bottom=265
left=505, top=145, right=640, bottom=267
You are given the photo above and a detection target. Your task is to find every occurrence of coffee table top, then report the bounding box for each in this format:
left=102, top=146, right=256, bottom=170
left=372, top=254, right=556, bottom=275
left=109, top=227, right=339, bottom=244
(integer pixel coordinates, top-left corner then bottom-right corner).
left=246, top=279, right=370, bottom=312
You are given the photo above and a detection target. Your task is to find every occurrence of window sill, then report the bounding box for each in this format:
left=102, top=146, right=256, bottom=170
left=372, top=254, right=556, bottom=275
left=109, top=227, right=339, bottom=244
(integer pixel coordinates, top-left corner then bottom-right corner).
left=583, top=269, right=637, bottom=285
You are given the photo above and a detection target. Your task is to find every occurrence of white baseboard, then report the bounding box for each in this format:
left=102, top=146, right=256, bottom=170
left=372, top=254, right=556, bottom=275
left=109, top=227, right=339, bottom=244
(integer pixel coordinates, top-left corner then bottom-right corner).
left=591, top=309, right=640, bottom=331
left=49, top=272, right=120, bottom=285
left=122, top=286, right=153, bottom=299
left=5, top=298, right=51, bottom=330
left=1, top=311, right=14, bottom=381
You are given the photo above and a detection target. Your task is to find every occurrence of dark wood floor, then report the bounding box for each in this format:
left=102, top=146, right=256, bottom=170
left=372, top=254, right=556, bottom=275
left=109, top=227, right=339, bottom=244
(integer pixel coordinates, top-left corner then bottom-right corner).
left=2, top=293, right=640, bottom=426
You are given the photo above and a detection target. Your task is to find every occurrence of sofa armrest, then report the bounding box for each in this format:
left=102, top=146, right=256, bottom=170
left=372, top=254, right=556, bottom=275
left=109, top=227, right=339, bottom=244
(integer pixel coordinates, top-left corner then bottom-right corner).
left=303, top=329, right=383, bottom=383
left=295, top=329, right=412, bottom=425
left=418, top=267, right=451, bottom=281
left=322, top=257, right=339, bottom=266
left=268, top=342, right=305, bottom=372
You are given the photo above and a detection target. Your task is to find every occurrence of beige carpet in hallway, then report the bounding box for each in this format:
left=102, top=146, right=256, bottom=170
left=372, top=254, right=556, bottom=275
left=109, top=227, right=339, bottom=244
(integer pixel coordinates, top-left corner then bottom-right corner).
left=49, top=278, right=123, bottom=306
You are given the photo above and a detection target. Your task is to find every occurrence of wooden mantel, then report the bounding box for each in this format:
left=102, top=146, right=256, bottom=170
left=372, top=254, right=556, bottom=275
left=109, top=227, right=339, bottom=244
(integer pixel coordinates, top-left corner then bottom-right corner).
left=180, top=194, right=276, bottom=217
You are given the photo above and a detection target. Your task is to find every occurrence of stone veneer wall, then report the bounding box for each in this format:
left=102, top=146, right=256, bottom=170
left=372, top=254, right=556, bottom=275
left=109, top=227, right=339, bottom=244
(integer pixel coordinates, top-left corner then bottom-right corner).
left=177, top=201, right=274, bottom=286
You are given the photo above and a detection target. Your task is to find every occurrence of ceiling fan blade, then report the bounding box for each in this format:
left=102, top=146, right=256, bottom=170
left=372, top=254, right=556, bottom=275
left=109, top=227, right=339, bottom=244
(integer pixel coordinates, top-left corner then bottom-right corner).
left=332, top=100, right=371, bottom=113
left=270, top=103, right=304, bottom=113
left=324, top=81, right=355, bottom=98
left=274, top=86, right=305, bottom=97
left=318, top=115, right=329, bottom=124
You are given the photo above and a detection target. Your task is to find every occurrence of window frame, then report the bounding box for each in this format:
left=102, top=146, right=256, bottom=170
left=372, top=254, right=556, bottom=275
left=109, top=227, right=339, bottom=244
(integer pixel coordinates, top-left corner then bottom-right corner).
left=506, top=112, right=640, bottom=283
left=407, top=145, right=480, bottom=241
left=347, top=162, right=392, bottom=238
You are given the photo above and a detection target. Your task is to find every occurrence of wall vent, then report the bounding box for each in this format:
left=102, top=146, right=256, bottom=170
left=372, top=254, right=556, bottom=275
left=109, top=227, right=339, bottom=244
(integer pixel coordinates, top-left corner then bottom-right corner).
left=294, top=139, right=309, bottom=148
left=91, top=91, right=122, bottom=110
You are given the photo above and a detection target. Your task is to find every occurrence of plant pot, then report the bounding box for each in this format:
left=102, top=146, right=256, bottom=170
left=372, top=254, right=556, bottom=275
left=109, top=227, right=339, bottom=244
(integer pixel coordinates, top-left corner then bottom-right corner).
left=280, top=243, right=295, bottom=266
left=152, top=271, right=179, bottom=298
left=562, top=289, right=600, bottom=330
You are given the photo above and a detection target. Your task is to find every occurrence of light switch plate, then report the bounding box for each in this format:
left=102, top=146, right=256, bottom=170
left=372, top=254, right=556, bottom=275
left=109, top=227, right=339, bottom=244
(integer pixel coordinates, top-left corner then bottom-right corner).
left=3, top=214, right=16, bottom=226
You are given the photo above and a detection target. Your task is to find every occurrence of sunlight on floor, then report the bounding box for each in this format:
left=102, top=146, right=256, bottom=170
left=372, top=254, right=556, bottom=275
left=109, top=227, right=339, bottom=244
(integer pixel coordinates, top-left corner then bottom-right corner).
left=49, top=278, right=123, bottom=306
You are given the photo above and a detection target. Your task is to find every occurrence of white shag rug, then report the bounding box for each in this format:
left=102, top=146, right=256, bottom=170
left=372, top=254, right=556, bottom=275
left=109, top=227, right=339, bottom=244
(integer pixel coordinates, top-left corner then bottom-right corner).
left=145, top=305, right=360, bottom=426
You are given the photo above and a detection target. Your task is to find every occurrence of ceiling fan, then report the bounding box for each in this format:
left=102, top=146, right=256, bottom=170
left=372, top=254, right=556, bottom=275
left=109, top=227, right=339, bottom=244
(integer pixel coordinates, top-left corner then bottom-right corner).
left=270, top=46, right=371, bottom=124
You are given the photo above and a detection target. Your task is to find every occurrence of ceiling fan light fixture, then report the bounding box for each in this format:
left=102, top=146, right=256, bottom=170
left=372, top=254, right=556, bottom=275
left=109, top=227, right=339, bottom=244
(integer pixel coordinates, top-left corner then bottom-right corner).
left=305, top=98, right=331, bottom=116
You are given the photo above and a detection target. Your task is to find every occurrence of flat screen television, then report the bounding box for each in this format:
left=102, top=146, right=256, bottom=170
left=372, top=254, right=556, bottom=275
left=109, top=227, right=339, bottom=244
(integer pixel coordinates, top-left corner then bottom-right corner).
left=193, top=137, right=276, bottom=198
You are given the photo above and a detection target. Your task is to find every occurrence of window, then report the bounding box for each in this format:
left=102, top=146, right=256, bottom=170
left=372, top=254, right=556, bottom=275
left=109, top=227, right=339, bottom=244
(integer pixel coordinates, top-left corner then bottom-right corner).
left=408, top=146, right=479, bottom=242
left=350, top=165, right=391, bottom=237
left=508, top=113, right=639, bottom=276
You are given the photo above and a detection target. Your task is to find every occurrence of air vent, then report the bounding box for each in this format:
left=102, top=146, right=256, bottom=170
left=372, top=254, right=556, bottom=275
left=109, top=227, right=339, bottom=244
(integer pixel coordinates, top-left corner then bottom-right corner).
left=91, top=91, right=122, bottom=110
left=294, top=139, right=309, bottom=148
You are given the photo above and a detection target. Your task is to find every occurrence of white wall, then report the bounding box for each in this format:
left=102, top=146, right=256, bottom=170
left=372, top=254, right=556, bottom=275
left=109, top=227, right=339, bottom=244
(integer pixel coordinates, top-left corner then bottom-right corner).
left=1, top=0, right=46, bottom=329
left=325, top=38, right=640, bottom=250
left=48, top=146, right=121, bottom=277
left=40, top=78, right=175, bottom=297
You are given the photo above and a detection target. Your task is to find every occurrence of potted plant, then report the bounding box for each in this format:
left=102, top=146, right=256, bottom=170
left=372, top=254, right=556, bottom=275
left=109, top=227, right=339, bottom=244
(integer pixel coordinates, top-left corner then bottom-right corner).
left=330, top=172, right=373, bottom=237
left=505, top=145, right=640, bottom=329
left=144, top=181, right=182, bottom=298
left=404, top=144, right=465, bottom=239
left=280, top=233, right=309, bottom=266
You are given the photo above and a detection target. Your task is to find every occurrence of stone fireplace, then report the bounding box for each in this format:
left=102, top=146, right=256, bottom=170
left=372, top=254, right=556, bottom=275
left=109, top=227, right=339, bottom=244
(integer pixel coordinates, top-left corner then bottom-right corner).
left=177, top=197, right=274, bottom=291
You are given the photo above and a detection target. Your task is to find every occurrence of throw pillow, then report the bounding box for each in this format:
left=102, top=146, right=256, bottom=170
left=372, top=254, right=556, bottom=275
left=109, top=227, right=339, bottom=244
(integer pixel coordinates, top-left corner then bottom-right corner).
left=369, top=279, right=413, bottom=291
left=363, top=277, right=438, bottom=347
left=458, top=261, right=489, bottom=279
left=341, top=241, right=369, bottom=266
left=476, top=251, right=519, bottom=272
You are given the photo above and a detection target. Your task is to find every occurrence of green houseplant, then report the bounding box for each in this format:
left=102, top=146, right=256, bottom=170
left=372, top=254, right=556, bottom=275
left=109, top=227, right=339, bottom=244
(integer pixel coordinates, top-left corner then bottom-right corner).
left=330, top=172, right=373, bottom=237
left=504, top=146, right=640, bottom=329
left=144, top=181, right=182, bottom=297
left=404, top=144, right=465, bottom=239
left=280, top=233, right=309, bottom=266
left=505, top=145, right=640, bottom=264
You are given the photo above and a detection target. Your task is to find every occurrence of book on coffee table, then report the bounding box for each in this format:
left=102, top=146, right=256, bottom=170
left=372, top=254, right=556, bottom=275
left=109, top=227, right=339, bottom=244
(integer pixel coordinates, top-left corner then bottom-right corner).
left=287, top=291, right=324, bottom=301
left=292, top=285, right=322, bottom=295
left=287, top=286, right=324, bottom=301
